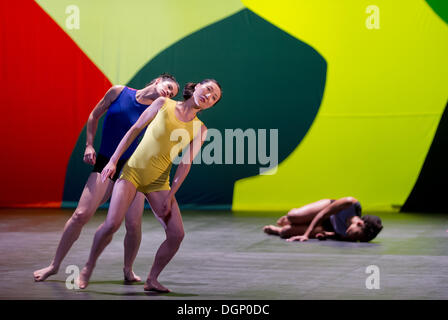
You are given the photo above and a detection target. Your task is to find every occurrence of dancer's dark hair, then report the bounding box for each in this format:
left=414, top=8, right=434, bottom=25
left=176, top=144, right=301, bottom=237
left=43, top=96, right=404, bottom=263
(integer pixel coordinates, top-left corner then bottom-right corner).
left=183, top=79, right=222, bottom=103
left=359, top=215, right=383, bottom=242
left=145, top=73, right=179, bottom=94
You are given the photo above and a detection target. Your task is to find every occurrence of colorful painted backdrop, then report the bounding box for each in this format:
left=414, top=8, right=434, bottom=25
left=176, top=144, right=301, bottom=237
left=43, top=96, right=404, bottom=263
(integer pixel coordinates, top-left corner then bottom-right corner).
left=1, top=1, right=447, bottom=212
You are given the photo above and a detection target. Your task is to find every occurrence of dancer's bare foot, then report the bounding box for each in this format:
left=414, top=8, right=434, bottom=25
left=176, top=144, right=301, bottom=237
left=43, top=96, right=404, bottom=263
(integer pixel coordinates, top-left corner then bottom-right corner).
left=144, top=279, right=170, bottom=293
left=123, top=268, right=141, bottom=283
left=276, top=216, right=289, bottom=226
left=77, top=266, right=93, bottom=289
left=33, top=265, right=58, bottom=282
left=263, top=225, right=281, bottom=235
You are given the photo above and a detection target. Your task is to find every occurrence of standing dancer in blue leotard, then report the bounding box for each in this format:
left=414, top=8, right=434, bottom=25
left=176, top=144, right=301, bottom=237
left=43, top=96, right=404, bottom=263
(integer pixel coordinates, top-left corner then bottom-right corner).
left=34, top=74, right=179, bottom=283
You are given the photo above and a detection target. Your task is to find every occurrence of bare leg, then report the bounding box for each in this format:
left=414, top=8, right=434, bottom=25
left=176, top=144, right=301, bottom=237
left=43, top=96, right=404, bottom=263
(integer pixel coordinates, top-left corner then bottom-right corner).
left=33, top=173, right=114, bottom=282
left=273, top=199, right=332, bottom=228
left=279, top=224, right=325, bottom=239
left=285, top=199, right=332, bottom=224
left=123, top=192, right=146, bottom=283
left=78, top=179, right=136, bottom=289
left=144, top=191, right=184, bottom=293
left=263, top=225, right=282, bottom=235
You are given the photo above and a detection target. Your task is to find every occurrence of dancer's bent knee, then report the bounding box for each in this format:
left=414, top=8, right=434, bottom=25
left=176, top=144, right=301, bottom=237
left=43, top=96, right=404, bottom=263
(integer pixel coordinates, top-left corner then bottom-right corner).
left=125, top=220, right=141, bottom=234
left=103, top=221, right=122, bottom=235
left=166, top=229, right=185, bottom=245
left=71, top=209, right=94, bottom=226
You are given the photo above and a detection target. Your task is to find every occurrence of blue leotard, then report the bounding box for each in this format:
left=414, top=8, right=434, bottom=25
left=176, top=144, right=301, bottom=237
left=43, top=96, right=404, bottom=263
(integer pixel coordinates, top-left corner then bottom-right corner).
left=98, top=87, right=150, bottom=160
left=329, top=202, right=362, bottom=236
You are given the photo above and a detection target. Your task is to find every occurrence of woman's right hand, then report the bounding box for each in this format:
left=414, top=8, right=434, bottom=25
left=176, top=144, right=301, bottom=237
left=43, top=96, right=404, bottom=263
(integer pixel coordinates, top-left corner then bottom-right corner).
left=83, top=145, right=96, bottom=165
left=101, top=161, right=116, bottom=183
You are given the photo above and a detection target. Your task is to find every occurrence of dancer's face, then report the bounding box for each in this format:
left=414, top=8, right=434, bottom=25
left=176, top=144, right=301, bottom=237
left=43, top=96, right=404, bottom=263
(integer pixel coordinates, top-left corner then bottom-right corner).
left=345, top=216, right=365, bottom=240
left=155, top=79, right=178, bottom=98
left=192, top=81, right=221, bottom=110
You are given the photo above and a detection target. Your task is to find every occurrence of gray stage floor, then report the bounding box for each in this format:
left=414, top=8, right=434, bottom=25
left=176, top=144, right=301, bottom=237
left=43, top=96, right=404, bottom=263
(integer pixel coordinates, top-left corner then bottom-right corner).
left=0, top=208, right=447, bottom=300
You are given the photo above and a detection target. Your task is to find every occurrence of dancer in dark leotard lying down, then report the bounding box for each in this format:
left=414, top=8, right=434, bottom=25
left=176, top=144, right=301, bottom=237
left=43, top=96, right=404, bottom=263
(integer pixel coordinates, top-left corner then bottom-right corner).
left=263, top=197, right=383, bottom=242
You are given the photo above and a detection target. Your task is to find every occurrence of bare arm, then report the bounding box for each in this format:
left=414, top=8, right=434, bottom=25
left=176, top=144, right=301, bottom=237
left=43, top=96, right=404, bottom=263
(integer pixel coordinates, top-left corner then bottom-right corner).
left=100, top=97, right=167, bottom=181
left=287, top=197, right=358, bottom=242
left=162, top=124, right=208, bottom=215
left=84, top=85, right=125, bottom=165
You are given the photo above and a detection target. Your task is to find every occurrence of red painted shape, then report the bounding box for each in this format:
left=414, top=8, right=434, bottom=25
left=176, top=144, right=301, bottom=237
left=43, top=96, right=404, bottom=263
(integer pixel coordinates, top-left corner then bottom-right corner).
left=0, top=1, right=112, bottom=206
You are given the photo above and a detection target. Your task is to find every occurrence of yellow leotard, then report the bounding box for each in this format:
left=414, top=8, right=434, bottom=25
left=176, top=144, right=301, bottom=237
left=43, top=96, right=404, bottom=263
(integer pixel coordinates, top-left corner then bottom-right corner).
left=120, top=98, right=203, bottom=193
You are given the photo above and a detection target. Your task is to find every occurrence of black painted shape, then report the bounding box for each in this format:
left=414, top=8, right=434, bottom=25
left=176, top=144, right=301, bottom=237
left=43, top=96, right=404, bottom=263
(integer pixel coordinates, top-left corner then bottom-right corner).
left=127, top=9, right=327, bottom=207
left=402, top=101, right=448, bottom=213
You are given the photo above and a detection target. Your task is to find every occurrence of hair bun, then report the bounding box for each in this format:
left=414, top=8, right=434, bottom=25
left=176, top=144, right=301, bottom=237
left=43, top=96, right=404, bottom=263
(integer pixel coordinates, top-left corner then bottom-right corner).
left=183, top=82, right=197, bottom=100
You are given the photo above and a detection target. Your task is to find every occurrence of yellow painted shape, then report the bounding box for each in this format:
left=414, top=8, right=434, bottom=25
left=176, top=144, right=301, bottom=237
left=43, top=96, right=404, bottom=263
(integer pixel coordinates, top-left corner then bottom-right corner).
left=234, top=0, right=448, bottom=211
left=36, top=0, right=244, bottom=84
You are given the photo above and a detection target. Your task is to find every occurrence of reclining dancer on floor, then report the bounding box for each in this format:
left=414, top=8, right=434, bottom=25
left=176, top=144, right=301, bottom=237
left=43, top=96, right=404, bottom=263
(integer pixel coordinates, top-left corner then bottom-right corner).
left=263, top=197, right=383, bottom=242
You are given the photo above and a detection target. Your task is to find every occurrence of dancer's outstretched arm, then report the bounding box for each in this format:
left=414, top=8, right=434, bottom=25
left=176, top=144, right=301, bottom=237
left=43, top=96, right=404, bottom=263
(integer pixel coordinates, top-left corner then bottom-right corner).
left=101, top=96, right=166, bottom=181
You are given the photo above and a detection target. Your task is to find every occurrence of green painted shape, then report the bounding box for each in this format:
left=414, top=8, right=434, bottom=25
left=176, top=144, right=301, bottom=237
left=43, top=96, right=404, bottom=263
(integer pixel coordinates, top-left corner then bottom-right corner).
left=426, top=0, right=448, bottom=24
left=54, top=0, right=242, bottom=203
left=35, top=0, right=244, bottom=84
left=127, top=9, right=327, bottom=206
left=63, top=8, right=327, bottom=205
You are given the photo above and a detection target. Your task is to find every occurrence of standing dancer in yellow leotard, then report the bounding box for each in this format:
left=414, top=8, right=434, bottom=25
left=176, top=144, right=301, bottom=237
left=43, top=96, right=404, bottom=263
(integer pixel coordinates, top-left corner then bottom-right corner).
left=78, top=79, right=222, bottom=292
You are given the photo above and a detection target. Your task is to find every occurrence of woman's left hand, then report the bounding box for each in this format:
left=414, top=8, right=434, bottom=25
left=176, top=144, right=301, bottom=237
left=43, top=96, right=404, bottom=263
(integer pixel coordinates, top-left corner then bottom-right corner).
left=101, top=161, right=117, bottom=183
